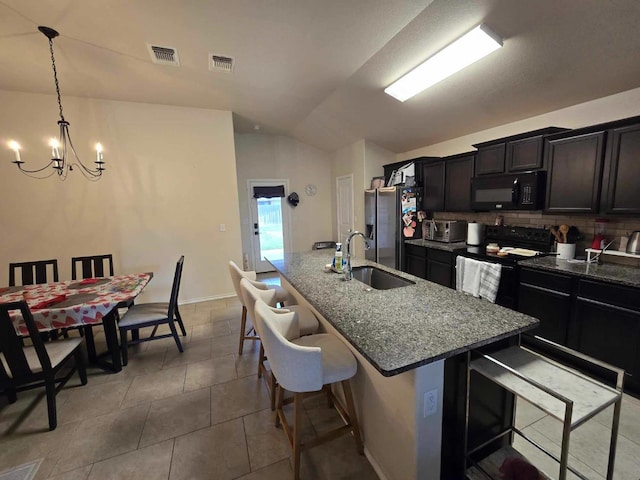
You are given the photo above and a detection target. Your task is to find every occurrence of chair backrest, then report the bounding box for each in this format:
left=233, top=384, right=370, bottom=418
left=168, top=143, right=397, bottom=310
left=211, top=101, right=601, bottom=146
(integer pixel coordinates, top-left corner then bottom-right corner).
left=9, top=259, right=59, bottom=287
left=228, top=261, right=257, bottom=305
left=71, top=254, right=114, bottom=280
left=0, top=301, right=52, bottom=383
left=239, top=277, right=279, bottom=337
left=168, top=256, right=185, bottom=318
left=255, top=299, right=322, bottom=393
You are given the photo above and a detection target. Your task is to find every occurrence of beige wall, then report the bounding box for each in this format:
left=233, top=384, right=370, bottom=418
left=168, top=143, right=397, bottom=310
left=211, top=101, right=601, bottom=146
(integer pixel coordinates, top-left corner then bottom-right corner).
left=0, top=90, right=241, bottom=303
left=364, top=141, right=394, bottom=189
left=330, top=140, right=391, bottom=257
left=398, top=86, right=640, bottom=159
left=234, top=133, right=333, bottom=268
left=331, top=140, right=364, bottom=242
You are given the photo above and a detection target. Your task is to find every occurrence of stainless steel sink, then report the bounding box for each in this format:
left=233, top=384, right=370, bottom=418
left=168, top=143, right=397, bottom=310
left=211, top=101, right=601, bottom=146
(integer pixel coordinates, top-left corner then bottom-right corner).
left=350, top=266, right=415, bottom=290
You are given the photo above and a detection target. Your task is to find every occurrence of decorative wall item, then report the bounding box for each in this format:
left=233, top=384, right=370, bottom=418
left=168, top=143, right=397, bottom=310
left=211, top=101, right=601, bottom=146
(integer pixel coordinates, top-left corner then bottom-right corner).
left=287, top=192, right=300, bottom=207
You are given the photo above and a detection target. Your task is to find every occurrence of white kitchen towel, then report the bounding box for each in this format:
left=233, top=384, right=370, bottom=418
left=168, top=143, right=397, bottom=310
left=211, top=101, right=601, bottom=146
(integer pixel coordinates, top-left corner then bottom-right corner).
left=478, top=262, right=502, bottom=303
left=457, top=257, right=483, bottom=297
left=455, top=256, right=465, bottom=292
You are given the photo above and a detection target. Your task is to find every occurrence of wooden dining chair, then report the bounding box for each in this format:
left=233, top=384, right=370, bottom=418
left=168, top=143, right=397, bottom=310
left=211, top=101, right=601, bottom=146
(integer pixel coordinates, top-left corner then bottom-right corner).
left=118, top=256, right=185, bottom=366
left=71, top=254, right=114, bottom=280
left=9, top=259, right=59, bottom=287
left=0, top=301, right=87, bottom=430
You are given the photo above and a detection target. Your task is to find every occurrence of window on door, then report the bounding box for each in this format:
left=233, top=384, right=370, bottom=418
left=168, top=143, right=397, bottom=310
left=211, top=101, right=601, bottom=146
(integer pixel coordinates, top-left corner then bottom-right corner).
left=248, top=180, right=291, bottom=273
left=256, top=196, right=284, bottom=263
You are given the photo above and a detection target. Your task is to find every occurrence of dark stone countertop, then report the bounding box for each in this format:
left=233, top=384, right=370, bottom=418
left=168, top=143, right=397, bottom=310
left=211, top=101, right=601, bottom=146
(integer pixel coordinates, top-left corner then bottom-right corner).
left=519, top=256, right=640, bottom=288
left=405, top=239, right=468, bottom=252
left=268, top=251, right=538, bottom=377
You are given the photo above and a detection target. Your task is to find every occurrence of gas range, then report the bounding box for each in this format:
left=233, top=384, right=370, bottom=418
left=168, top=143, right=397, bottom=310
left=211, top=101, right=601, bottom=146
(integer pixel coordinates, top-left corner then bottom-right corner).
left=455, top=225, right=554, bottom=266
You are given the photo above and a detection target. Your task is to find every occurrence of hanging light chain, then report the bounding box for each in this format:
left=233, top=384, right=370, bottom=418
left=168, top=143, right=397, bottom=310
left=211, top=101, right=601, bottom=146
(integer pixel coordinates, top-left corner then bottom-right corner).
left=48, top=36, right=65, bottom=123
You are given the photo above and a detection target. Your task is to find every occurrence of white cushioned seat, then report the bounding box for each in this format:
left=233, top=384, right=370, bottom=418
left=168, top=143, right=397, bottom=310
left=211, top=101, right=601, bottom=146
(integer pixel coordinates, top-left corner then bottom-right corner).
left=293, top=333, right=357, bottom=386
left=287, top=305, right=320, bottom=336
left=254, top=298, right=363, bottom=479
left=0, top=338, right=82, bottom=378
left=229, top=260, right=296, bottom=355
left=119, top=305, right=169, bottom=328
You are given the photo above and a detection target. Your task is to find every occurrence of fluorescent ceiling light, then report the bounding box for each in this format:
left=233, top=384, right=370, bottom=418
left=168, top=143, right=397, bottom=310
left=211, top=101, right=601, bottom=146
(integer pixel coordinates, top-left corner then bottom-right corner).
left=385, top=24, right=503, bottom=102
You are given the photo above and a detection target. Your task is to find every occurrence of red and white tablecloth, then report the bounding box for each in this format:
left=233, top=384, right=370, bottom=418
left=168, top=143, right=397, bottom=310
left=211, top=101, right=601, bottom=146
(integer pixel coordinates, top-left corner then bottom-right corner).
left=0, top=273, right=152, bottom=335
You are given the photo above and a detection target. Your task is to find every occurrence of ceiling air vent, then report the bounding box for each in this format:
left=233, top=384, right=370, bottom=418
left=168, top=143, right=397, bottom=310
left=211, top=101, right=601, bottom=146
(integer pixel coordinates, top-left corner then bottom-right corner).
left=209, top=54, right=234, bottom=73
left=147, top=44, right=180, bottom=66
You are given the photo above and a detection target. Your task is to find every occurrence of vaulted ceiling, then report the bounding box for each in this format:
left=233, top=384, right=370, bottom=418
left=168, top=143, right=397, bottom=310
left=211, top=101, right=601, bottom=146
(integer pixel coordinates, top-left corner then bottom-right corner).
left=2, top=0, right=640, bottom=153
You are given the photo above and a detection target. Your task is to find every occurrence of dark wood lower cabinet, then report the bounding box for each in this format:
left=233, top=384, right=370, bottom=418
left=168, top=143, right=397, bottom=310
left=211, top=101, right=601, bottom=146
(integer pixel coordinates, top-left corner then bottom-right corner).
left=518, top=267, right=640, bottom=394
left=403, top=244, right=455, bottom=288
left=426, top=260, right=452, bottom=287
left=569, top=296, right=640, bottom=392
left=406, top=253, right=427, bottom=279
left=518, top=283, right=571, bottom=345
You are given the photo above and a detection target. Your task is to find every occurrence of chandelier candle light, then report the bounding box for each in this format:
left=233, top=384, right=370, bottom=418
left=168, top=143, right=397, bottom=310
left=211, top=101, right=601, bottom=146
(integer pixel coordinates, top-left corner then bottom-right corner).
left=8, top=26, right=105, bottom=180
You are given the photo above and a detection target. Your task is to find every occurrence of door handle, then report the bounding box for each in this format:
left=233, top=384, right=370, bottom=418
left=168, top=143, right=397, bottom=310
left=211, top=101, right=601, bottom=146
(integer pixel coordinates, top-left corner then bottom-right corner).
left=254, top=231, right=259, bottom=235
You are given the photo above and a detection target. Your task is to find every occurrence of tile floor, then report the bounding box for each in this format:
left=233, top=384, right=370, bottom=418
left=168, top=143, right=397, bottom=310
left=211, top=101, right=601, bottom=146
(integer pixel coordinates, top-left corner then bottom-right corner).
left=0, top=276, right=639, bottom=479
left=0, top=294, right=377, bottom=480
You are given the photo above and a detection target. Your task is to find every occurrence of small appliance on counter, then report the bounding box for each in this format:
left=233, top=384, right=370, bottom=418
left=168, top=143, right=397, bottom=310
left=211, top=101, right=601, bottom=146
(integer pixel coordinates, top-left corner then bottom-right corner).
left=466, top=222, right=484, bottom=246
left=627, top=231, right=640, bottom=254
left=425, top=219, right=467, bottom=243
left=592, top=218, right=609, bottom=250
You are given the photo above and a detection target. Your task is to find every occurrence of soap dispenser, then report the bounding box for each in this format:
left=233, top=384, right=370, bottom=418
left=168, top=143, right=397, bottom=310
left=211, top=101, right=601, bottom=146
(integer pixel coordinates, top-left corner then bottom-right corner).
left=334, top=243, right=344, bottom=273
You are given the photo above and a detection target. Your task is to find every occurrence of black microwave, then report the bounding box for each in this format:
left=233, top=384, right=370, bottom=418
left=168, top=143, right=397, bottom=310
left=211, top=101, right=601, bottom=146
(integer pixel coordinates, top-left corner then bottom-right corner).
left=471, top=171, right=546, bottom=211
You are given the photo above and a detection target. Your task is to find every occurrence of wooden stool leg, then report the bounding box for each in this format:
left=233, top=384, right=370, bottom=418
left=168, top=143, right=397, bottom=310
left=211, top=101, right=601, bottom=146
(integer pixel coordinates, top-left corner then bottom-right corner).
left=323, top=384, right=333, bottom=408
left=342, top=380, right=364, bottom=455
left=270, top=372, right=277, bottom=411
left=238, top=305, right=247, bottom=355
left=257, top=344, right=265, bottom=379
left=275, top=384, right=283, bottom=428
left=293, top=392, right=303, bottom=480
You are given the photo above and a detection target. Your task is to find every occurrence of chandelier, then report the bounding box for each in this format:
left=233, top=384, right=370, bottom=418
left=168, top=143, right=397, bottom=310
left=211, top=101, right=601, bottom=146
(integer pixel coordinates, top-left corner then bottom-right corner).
left=8, top=26, right=105, bottom=180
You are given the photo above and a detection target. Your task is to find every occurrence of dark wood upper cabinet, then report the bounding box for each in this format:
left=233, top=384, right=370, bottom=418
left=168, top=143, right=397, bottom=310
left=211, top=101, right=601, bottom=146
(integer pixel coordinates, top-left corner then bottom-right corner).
left=422, top=160, right=445, bottom=212
left=444, top=153, right=475, bottom=212
left=506, top=135, right=545, bottom=172
left=601, top=122, right=640, bottom=214
left=475, top=144, right=506, bottom=175
left=473, top=128, right=567, bottom=177
left=545, top=131, right=606, bottom=214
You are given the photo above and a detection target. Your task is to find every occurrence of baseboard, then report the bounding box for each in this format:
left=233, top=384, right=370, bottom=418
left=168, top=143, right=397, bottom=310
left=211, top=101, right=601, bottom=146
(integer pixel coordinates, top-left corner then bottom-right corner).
left=364, top=446, right=389, bottom=480
left=179, top=293, right=236, bottom=305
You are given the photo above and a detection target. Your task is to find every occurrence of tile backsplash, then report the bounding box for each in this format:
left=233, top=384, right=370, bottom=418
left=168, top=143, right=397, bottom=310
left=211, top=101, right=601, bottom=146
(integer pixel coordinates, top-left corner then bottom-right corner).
left=432, top=211, right=640, bottom=266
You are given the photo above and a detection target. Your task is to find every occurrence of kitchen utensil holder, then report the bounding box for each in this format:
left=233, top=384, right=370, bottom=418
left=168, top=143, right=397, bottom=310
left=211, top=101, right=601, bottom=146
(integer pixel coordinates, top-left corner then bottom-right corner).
left=556, top=243, right=576, bottom=260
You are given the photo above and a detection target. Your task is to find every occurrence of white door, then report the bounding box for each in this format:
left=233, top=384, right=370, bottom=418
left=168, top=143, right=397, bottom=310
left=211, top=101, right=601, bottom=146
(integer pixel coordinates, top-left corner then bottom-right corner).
left=248, top=179, right=291, bottom=273
left=336, top=174, right=354, bottom=245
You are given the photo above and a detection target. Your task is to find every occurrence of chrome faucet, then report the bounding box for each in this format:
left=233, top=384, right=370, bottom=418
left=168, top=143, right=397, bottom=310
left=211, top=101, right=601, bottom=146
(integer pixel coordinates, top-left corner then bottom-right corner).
left=344, top=231, right=370, bottom=281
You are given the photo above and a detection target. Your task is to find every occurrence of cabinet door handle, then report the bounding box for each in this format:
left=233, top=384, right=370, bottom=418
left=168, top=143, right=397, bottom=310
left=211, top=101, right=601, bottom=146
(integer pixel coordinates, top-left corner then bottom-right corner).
left=521, top=282, right=570, bottom=297
left=577, top=296, right=640, bottom=316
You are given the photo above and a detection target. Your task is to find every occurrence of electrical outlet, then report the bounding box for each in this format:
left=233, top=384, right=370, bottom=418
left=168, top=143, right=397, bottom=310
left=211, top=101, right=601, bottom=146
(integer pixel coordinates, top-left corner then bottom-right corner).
left=423, top=389, right=438, bottom=417
left=219, top=224, right=226, bottom=232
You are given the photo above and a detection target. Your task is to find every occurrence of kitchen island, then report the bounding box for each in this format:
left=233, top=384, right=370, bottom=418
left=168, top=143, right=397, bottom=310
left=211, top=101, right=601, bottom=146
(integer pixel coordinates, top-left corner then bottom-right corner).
left=268, top=251, right=539, bottom=480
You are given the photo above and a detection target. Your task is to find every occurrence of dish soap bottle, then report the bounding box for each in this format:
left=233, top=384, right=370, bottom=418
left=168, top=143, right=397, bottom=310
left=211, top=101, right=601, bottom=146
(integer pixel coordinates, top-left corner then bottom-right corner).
left=334, top=243, right=343, bottom=273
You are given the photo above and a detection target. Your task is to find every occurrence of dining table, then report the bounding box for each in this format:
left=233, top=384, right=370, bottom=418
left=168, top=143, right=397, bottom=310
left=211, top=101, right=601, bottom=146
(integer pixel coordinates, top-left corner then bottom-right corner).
left=0, top=272, right=153, bottom=372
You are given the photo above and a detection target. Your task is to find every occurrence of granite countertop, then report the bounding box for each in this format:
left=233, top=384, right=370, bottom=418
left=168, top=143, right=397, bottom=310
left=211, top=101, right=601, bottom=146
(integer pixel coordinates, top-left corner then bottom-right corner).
left=268, top=251, right=538, bottom=377
left=405, top=239, right=467, bottom=252
left=519, top=256, right=640, bottom=288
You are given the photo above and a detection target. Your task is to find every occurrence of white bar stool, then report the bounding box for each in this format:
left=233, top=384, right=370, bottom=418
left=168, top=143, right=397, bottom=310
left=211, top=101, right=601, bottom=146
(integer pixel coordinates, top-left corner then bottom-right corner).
left=240, top=277, right=319, bottom=409
left=228, top=260, right=292, bottom=354
left=255, top=298, right=364, bottom=480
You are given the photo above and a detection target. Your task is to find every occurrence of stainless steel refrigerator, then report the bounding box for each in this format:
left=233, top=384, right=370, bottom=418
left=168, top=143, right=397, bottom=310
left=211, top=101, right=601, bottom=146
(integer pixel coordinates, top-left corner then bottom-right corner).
left=365, top=187, right=423, bottom=270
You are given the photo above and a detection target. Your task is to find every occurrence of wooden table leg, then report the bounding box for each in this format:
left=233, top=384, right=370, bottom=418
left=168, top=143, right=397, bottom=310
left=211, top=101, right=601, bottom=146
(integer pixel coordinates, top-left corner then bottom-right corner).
left=102, top=311, right=122, bottom=373
left=84, top=325, right=98, bottom=363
